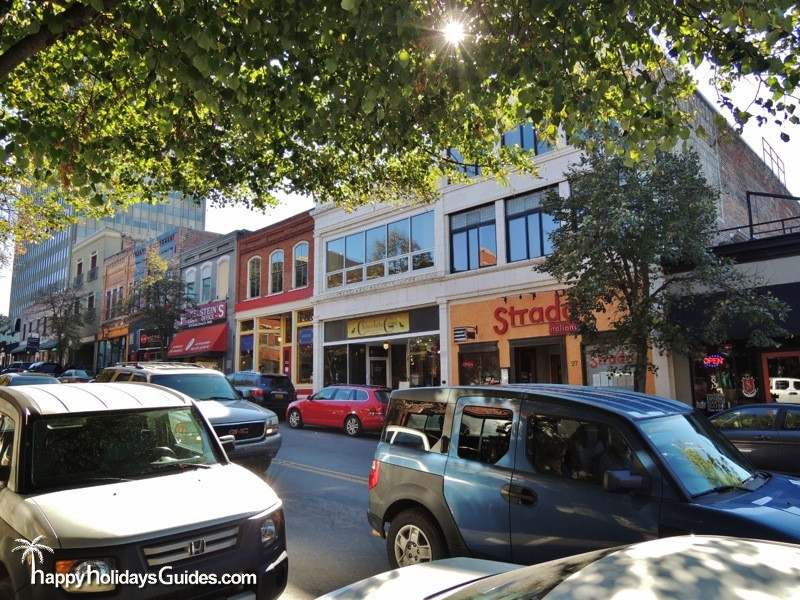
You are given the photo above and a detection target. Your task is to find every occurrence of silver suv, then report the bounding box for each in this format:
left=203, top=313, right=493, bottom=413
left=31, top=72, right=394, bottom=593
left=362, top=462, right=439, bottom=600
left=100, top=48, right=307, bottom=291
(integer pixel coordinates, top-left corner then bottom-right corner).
left=0, top=382, right=288, bottom=599
left=96, top=363, right=281, bottom=471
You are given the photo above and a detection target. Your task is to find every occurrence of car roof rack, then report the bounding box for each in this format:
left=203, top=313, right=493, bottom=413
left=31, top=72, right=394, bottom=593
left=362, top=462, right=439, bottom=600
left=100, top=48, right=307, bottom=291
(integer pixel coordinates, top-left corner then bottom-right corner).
left=113, top=361, right=205, bottom=370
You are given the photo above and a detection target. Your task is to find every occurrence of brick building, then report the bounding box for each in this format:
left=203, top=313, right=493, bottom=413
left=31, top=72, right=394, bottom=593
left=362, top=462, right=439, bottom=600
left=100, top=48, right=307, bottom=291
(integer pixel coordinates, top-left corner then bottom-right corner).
left=234, top=210, right=314, bottom=398
left=97, top=236, right=136, bottom=370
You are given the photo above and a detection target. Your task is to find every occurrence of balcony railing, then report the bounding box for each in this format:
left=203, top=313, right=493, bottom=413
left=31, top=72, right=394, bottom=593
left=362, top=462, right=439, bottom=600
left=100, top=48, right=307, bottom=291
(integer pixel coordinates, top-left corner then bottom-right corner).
left=74, top=273, right=83, bottom=287
left=87, top=267, right=98, bottom=282
left=714, top=191, right=800, bottom=247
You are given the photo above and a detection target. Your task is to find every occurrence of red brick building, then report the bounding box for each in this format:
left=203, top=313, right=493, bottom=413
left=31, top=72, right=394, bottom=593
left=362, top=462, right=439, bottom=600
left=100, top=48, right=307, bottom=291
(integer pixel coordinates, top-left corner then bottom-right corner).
left=234, top=210, right=314, bottom=397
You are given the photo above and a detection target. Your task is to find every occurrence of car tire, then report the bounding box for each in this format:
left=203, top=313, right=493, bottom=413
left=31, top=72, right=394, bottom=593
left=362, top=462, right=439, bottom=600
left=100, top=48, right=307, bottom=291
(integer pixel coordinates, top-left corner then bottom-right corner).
left=387, top=509, right=447, bottom=569
left=344, top=415, right=362, bottom=437
left=287, top=409, right=303, bottom=429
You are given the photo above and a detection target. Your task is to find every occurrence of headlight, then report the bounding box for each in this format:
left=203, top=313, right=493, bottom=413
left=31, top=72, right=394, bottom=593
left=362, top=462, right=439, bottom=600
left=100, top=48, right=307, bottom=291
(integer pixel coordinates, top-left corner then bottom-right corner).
left=259, top=507, right=284, bottom=547
left=55, top=559, right=115, bottom=593
left=264, top=417, right=279, bottom=436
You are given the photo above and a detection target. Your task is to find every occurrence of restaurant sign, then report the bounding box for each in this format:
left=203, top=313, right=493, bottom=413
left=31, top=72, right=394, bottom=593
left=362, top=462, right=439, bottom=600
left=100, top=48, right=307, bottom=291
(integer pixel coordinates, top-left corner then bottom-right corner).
left=493, top=292, right=577, bottom=336
left=347, top=312, right=409, bottom=339
left=177, top=300, right=227, bottom=329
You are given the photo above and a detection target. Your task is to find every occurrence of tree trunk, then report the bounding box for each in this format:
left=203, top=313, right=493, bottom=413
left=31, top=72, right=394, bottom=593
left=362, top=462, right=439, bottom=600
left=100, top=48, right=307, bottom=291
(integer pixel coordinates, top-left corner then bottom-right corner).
left=633, top=338, right=649, bottom=393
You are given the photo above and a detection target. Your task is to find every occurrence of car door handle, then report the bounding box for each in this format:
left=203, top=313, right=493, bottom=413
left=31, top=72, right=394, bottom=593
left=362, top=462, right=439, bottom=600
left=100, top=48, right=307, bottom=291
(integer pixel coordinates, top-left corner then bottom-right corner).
left=501, top=484, right=538, bottom=506
left=754, top=435, right=772, bottom=441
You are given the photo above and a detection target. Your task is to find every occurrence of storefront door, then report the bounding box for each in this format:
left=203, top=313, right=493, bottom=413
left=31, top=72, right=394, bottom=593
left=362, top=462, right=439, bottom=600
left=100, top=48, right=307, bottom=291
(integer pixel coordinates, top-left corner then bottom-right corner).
left=762, top=350, right=800, bottom=402
left=369, top=356, right=388, bottom=387
left=511, top=339, right=565, bottom=384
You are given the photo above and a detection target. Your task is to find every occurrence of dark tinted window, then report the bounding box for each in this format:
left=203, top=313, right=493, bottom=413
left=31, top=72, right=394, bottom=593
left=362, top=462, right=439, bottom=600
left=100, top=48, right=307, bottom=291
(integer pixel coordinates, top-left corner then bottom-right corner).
left=457, top=406, right=513, bottom=464
left=375, top=391, right=390, bottom=404
left=150, top=373, right=237, bottom=401
left=711, top=407, right=778, bottom=430
left=528, top=416, right=633, bottom=484
left=0, top=413, right=15, bottom=483
left=114, top=372, right=134, bottom=382
left=262, top=376, right=293, bottom=391
left=384, top=398, right=446, bottom=449
left=131, top=373, right=147, bottom=383
left=391, top=431, right=427, bottom=450
left=775, top=380, right=790, bottom=390
left=784, top=408, right=800, bottom=431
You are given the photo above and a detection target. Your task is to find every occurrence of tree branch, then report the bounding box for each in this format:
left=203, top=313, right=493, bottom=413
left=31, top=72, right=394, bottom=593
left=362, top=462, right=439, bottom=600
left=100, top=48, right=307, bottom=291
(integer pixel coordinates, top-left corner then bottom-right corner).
left=0, top=0, right=120, bottom=82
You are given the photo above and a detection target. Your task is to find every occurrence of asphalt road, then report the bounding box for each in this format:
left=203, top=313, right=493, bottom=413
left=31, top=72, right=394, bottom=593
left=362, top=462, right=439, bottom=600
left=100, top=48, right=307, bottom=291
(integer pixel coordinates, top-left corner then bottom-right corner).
left=265, top=426, right=389, bottom=599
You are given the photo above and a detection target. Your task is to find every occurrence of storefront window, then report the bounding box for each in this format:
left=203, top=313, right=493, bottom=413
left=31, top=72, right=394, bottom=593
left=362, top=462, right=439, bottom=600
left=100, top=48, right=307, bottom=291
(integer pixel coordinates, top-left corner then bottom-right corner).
left=349, top=344, right=366, bottom=385
left=409, top=336, right=440, bottom=387
left=298, top=326, right=313, bottom=384
left=459, top=343, right=500, bottom=385
left=324, top=346, right=347, bottom=386
left=583, top=345, right=635, bottom=389
left=239, top=334, right=253, bottom=371
left=258, top=316, right=281, bottom=374
left=691, top=346, right=758, bottom=413
left=765, top=352, right=800, bottom=402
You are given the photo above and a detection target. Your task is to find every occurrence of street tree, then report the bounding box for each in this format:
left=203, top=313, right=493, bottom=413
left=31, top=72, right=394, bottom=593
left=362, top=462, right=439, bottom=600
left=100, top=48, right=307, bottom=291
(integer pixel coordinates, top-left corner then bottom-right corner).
left=538, top=148, right=790, bottom=392
left=125, top=248, right=193, bottom=352
left=34, top=284, right=84, bottom=366
left=0, top=1, right=798, bottom=257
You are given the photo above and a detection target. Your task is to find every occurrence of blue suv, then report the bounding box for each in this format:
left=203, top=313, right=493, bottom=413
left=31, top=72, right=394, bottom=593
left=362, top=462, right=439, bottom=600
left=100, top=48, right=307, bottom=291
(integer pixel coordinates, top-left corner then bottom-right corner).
left=367, top=385, right=800, bottom=568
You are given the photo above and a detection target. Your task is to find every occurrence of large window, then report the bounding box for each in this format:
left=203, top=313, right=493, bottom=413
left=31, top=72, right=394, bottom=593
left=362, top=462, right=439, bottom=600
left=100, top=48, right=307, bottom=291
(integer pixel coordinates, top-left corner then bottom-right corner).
left=200, top=263, right=212, bottom=302
left=458, top=343, right=500, bottom=385
left=450, top=205, right=496, bottom=272
left=216, top=257, right=229, bottom=299
left=506, top=187, right=558, bottom=262
left=501, top=123, right=553, bottom=156
left=325, top=211, right=435, bottom=289
left=270, top=250, right=284, bottom=294
left=184, top=268, right=196, bottom=301
left=294, top=242, right=309, bottom=288
left=247, top=256, right=261, bottom=298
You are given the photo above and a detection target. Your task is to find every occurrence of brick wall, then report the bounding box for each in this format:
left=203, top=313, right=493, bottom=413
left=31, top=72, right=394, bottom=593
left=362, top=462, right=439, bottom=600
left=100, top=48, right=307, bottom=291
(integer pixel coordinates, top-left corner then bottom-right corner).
left=716, top=127, right=798, bottom=230
left=236, top=211, right=314, bottom=305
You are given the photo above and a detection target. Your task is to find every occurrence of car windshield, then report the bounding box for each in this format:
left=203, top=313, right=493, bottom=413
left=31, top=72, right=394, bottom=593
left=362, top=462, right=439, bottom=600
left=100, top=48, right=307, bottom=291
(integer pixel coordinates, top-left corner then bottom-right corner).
left=444, top=546, right=620, bottom=600
left=151, top=373, right=238, bottom=401
left=29, top=407, right=219, bottom=492
left=639, top=414, right=755, bottom=497
left=12, top=376, right=58, bottom=385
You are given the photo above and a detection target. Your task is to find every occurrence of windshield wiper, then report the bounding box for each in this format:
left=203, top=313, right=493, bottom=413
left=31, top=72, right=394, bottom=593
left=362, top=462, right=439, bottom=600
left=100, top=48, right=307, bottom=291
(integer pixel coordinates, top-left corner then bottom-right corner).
left=150, top=461, right=212, bottom=471
left=74, top=477, right=132, bottom=485
left=199, top=396, right=236, bottom=401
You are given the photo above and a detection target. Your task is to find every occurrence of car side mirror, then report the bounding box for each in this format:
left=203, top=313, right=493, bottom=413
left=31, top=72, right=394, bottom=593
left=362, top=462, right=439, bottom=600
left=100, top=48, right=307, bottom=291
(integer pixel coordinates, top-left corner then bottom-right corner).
left=218, top=435, right=236, bottom=455
left=604, top=469, right=647, bottom=493
left=307, top=394, right=316, bottom=401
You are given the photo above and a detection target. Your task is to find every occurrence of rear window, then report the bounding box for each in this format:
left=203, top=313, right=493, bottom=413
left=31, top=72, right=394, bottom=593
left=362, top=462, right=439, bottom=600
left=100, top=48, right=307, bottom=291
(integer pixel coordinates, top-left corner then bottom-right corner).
left=12, top=376, right=58, bottom=385
left=384, top=398, right=446, bottom=450
left=262, top=376, right=293, bottom=391
left=375, top=391, right=390, bottom=404
left=94, top=369, right=115, bottom=383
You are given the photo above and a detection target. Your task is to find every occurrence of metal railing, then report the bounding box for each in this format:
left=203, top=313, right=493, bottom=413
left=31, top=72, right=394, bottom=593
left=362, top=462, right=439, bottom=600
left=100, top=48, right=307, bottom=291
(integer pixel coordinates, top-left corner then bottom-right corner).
left=87, top=267, right=98, bottom=282
left=715, top=191, right=800, bottom=246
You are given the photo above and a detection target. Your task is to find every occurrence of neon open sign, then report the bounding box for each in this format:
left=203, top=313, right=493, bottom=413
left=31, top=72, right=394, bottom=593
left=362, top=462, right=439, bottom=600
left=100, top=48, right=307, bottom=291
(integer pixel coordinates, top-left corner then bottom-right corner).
left=703, top=354, right=725, bottom=368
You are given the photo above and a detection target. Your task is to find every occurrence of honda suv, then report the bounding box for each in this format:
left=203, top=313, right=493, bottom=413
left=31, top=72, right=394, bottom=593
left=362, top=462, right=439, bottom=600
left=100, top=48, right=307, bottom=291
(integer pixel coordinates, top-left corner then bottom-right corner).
left=96, top=363, right=280, bottom=471
left=368, top=385, right=800, bottom=568
left=0, top=382, right=287, bottom=599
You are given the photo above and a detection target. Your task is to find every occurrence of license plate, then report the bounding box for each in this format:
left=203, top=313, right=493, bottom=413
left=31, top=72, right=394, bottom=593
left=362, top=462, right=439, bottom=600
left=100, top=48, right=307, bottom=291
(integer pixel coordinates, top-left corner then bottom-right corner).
left=272, top=392, right=285, bottom=399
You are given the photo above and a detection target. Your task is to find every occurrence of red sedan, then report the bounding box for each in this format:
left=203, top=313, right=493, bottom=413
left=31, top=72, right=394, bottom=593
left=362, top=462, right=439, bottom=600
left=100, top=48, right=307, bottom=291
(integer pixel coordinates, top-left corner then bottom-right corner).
left=286, top=385, right=390, bottom=436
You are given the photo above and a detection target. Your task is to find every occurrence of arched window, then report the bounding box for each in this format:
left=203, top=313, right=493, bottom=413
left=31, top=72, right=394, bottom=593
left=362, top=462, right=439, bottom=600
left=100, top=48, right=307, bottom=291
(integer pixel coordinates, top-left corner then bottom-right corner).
left=247, top=256, right=261, bottom=298
left=293, top=242, right=309, bottom=288
left=200, top=262, right=213, bottom=303
left=270, top=250, right=284, bottom=294
left=184, top=268, right=196, bottom=301
left=216, top=257, right=230, bottom=299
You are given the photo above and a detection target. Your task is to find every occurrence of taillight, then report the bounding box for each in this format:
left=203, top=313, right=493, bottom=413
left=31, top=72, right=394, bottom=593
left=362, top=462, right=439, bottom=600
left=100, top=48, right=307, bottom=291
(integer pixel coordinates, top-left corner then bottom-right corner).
left=368, top=460, right=381, bottom=490
left=252, top=388, right=263, bottom=398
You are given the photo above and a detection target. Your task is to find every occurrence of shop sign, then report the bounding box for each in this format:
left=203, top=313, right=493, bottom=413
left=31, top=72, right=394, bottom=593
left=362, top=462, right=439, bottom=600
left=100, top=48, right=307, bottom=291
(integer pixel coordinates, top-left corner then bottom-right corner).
left=347, top=312, right=409, bottom=338
left=298, top=327, right=313, bottom=345
left=26, top=334, right=40, bottom=352
left=741, top=375, right=758, bottom=398
left=493, top=293, right=574, bottom=335
left=702, top=354, right=726, bottom=368
left=177, top=300, right=227, bottom=329
left=138, top=329, right=163, bottom=350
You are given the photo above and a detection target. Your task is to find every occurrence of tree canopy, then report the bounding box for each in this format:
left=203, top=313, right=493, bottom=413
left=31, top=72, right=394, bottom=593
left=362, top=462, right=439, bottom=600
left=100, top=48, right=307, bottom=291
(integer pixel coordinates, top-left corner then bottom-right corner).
left=1, top=1, right=798, bottom=253
left=538, top=148, right=789, bottom=392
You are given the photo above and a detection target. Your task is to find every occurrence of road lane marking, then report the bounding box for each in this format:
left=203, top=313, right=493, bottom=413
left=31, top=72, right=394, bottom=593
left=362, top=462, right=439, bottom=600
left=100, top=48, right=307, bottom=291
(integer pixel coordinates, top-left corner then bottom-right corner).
left=272, top=458, right=368, bottom=485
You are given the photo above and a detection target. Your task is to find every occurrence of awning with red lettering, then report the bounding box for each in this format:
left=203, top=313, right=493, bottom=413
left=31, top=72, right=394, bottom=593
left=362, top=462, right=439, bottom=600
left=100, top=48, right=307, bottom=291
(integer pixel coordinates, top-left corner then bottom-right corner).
left=167, top=323, right=228, bottom=357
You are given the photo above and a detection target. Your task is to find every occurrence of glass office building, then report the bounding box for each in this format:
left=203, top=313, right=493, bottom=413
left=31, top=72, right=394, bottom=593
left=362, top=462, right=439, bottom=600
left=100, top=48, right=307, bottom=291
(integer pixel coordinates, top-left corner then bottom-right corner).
left=9, top=194, right=205, bottom=328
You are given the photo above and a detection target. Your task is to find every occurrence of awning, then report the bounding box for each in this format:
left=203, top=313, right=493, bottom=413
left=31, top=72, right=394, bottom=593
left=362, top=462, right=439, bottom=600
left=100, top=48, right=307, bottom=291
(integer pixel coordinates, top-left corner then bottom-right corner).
left=39, top=340, right=57, bottom=350
left=10, top=346, right=28, bottom=354
left=167, top=323, right=228, bottom=358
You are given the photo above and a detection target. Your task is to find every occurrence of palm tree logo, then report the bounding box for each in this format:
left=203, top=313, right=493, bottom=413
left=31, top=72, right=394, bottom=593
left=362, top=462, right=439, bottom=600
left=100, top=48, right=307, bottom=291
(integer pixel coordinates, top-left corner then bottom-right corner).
left=12, top=536, right=53, bottom=580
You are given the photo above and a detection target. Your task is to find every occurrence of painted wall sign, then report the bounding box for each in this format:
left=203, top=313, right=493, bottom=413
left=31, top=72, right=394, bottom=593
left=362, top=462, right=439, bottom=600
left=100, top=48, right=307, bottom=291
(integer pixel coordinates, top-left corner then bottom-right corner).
left=347, top=312, right=409, bottom=338
left=177, top=299, right=227, bottom=329
left=138, top=329, right=164, bottom=350
left=493, top=293, right=572, bottom=335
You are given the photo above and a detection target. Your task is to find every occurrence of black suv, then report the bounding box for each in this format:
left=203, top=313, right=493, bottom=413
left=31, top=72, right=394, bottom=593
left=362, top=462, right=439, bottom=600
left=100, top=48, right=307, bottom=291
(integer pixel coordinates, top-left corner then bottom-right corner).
left=228, top=372, right=297, bottom=419
left=368, top=385, right=800, bottom=569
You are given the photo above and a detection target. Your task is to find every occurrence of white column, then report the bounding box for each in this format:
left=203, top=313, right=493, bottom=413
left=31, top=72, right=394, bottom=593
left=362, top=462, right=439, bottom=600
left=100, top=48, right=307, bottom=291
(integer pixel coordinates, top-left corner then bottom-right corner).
left=494, top=199, right=507, bottom=266
left=290, top=309, right=298, bottom=383
left=438, top=300, right=450, bottom=386
left=653, top=348, right=677, bottom=400
left=312, top=317, right=323, bottom=392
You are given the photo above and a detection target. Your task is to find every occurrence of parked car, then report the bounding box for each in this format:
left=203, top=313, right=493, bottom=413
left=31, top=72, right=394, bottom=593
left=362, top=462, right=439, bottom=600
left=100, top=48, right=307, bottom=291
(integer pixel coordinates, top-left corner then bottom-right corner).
left=771, top=377, right=800, bottom=402
left=228, top=371, right=297, bottom=418
left=321, top=536, right=800, bottom=599
left=709, top=402, right=800, bottom=475
left=0, top=362, right=31, bottom=374
left=369, top=385, right=800, bottom=569
left=0, top=382, right=288, bottom=599
left=286, top=385, right=390, bottom=436
left=25, top=361, right=64, bottom=376
left=95, top=363, right=281, bottom=471
left=57, top=368, right=92, bottom=383
left=0, top=373, right=60, bottom=386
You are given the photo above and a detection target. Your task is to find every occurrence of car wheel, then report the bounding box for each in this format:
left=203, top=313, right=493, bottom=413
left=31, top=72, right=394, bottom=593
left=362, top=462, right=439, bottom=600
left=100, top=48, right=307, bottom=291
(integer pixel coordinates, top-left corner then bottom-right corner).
left=387, top=509, right=446, bottom=569
left=344, top=415, right=361, bottom=437
left=287, top=409, right=303, bottom=429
